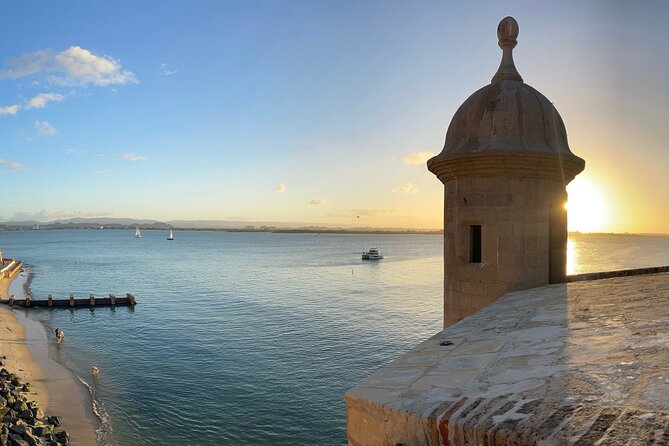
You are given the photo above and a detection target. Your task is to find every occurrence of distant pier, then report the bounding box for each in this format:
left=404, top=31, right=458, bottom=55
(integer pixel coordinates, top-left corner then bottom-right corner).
left=1, top=293, right=137, bottom=308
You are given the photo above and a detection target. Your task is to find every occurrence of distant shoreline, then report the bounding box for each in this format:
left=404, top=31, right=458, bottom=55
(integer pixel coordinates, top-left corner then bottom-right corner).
left=2, top=226, right=668, bottom=237
left=0, top=225, right=443, bottom=235
left=1, top=217, right=666, bottom=236
left=270, top=229, right=442, bottom=235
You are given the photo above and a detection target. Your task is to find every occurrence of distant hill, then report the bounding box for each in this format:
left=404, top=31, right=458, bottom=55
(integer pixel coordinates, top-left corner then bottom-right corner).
left=165, top=219, right=315, bottom=229
left=1, top=220, right=40, bottom=227
left=0, top=217, right=169, bottom=231
left=55, top=217, right=161, bottom=225
left=0, top=217, right=441, bottom=233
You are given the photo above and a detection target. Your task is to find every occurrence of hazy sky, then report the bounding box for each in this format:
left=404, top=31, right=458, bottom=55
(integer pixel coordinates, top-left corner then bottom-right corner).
left=0, top=1, right=667, bottom=232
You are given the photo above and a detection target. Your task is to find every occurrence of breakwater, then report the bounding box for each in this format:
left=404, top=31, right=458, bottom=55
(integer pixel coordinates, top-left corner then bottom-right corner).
left=0, top=359, right=70, bottom=445
left=3, top=293, right=137, bottom=308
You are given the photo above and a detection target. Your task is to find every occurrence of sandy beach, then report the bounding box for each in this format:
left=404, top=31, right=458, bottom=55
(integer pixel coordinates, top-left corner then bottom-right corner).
left=0, top=273, right=49, bottom=409
left=0, top=269, right=99, bottom=445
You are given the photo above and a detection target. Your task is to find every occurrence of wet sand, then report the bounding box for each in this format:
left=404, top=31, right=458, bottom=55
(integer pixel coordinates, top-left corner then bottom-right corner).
left=1, top=271, right=99, bottom=445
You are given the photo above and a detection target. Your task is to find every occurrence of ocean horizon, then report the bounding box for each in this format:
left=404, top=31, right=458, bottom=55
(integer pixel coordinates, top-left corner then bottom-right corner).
left=0, top=230, right=668, bottom=445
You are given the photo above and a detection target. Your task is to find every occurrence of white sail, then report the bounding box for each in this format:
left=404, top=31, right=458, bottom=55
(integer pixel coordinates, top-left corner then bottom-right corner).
left=167, top=229, right=174, bottom=240
left=135, top=227, right=142, bottom=238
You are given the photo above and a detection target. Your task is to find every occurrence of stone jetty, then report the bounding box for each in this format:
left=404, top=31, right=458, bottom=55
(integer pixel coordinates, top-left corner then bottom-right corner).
left=2, top=293, right=137, bottom=308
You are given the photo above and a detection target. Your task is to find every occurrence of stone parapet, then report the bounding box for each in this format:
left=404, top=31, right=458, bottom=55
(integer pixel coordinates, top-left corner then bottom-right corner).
left=568, top=265, right=669, bottom=282
left=346, top=272, right=669, bottom=445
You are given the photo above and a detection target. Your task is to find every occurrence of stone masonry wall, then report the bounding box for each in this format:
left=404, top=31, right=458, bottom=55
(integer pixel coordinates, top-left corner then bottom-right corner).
left=443, top=176, right=566, bottom=327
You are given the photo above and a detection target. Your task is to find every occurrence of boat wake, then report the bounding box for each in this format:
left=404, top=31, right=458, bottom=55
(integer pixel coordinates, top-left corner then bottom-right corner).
left=77, top=375, right=114, bottom=446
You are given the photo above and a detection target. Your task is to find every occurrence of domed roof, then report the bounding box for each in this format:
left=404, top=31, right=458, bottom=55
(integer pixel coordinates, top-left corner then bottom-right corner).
left=428, top=17, right=585, bottom=183
left=442, top=81, right=572, bottom=156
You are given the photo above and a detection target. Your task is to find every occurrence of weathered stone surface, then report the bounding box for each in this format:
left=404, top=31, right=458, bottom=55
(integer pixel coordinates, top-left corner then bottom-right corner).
left=569, top=265, right=669, bottom=282
left=4, top=408, right=17, bottom=422
left=436, top=175, right=570, bottom=327
left=346, top=272, right=669, bottom=445
left=10, top=423, right=27, bottom=435
left=0, top=369, right=61, bottom=445
left=12, top=401, right=27, bottom=413
left=54, top=430, right=69, bottom=445
left=32, top=425, right=52, bottom=437
left=31, top=407, right=44, bottom=420
left=9, top=433, right=30, bottom=446
left=22, top=431, right=41, bottom=446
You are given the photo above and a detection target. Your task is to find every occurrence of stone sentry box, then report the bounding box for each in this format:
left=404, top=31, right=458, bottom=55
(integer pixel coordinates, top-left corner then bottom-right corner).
left=427, top=16, right=585, bottom=327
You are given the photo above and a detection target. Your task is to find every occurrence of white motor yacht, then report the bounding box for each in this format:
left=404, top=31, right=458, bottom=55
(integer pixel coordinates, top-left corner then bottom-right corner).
left=362, top=248, right=383, bottom=260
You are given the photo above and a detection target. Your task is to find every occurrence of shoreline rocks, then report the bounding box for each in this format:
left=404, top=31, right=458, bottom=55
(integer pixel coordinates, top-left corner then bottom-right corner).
left=0, top=365, right=68, bottom=446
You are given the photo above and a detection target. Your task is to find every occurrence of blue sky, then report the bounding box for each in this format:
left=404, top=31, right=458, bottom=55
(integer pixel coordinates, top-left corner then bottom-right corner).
left=0, top=1, right=667, bottom=231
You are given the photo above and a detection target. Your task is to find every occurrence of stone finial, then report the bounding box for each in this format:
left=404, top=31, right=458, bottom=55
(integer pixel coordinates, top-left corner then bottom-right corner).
left=492, top=16, right=523, bottom=83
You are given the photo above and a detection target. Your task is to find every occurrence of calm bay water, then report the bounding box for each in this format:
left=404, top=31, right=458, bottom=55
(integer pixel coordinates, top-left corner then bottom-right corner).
left=0, top=230, right=667, bottom=445
left=0, top=230, right=443, bottom=445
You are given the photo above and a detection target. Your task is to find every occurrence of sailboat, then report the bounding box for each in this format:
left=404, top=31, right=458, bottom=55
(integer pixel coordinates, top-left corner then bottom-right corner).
left=134, top=227, right=142, bottom=238
left=167, top=229, right=174, bottom=241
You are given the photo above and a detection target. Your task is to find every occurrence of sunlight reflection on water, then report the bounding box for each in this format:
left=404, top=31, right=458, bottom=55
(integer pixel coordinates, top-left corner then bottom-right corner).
left=567, top=239, right=577, bottom=275
left=568, top=234, right=669, bottom=275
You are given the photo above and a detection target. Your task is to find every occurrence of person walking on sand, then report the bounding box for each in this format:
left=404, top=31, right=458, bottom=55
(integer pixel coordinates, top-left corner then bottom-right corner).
left=55, top=328, right=64, bottom=343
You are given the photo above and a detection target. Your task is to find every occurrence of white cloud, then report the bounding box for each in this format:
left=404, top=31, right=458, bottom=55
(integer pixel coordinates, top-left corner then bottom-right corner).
left=351, top=208, right=417, bottom=218
left=119, top=152, right=147, bottom=161
left=0, top=93, right=65, bottom=117
left=66, top=146, right=87, bottom=155
left=34, top=120, right=59, bottom=136
left=403, top=151, right=435, bottom=165
left=392, top=182, right=418, bottom=194
left=0, top=158, right=24, bottom=170
left=159, top=63, right=177, bottom=76
left=308, top=199, right=327, bottom=205
left=0, top=104, right=19, bottom=115
left=274, top=183, right=286, bottom=193
left=26, top=92, right=65, bottom=109
left=0, top=46, right=137, bottom=86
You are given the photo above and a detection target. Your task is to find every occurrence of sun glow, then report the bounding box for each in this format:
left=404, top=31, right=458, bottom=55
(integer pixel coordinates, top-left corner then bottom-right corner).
left=566, top=177, right=608, bottom=233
